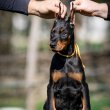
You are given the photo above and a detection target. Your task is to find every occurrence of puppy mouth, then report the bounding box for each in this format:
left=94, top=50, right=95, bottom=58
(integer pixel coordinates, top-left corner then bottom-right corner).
left=50, top=45, right=64, bottom=52
left=50, top=46, right=63, bottom=52
left=50, top=40, right=70, bottom=52
left=55, top=46, right=65, bottom=52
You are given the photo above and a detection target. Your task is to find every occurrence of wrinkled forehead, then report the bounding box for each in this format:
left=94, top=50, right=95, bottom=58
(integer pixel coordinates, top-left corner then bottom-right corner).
left=53, top=19, right=74, bottom=31
left=53, top=19, right=69, bottom=29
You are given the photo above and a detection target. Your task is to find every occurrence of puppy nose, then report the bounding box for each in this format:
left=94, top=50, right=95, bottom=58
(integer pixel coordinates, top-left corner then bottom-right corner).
left=50, top=44, right=55, bottom=48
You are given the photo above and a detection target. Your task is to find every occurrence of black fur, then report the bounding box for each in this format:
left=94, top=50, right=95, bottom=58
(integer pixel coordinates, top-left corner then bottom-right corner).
left=44, top=16, right=91, bottom=110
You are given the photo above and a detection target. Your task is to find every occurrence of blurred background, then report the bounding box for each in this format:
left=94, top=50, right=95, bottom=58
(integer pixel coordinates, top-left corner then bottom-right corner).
left=0, top=0, right=110, bottom=110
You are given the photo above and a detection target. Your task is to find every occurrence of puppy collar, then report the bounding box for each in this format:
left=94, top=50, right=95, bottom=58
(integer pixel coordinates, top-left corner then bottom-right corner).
left=57, top=48, right=75, bottom=58
left=57, top=44, right=85, bottom=68
left=57, top=43, right=77, bottom=58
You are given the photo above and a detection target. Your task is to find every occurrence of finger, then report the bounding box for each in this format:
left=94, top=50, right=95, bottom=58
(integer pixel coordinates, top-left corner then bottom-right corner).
left=53, top=5, right=60, bottom=14
left=70, top=1, right=81, bottom=10
left=54, top=2, right=63, bottom=14
left=61, top=5, right=67, bottom=18
left=59, top=2, right=65, bottom=17
left=74, top=0, right=81, bottom=5
left=74, top=5, right=82, bottom=12
left=70, top=2, right=73, bottom=11
left=54, top=1, right=67, bottom=18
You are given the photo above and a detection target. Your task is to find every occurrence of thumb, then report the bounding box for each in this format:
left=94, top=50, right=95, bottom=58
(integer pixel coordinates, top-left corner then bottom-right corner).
left=70, top=0, right=81, bottom=10
left=74, top=4, right=82, bottom=12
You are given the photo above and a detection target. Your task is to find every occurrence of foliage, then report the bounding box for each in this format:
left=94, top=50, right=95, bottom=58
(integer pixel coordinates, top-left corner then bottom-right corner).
left=36, top=95, right=110, bottom=110
left=91, top=96, right=110, bottom=110
left=0, top=98, right=25, bottom=108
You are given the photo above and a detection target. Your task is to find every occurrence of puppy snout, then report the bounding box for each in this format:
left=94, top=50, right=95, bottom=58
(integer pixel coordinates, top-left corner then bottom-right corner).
left=50, top=44, right=55, bottom=48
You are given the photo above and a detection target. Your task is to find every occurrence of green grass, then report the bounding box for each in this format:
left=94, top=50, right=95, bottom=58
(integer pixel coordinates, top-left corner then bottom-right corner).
left=0, top=98, right=25, bottom=108
left=36, top=96, right=110, bottom=110
left=36, top=101, right=44, bottom=110
left=91, top=96, right=110, bottom=110
left=0, top=96, right=110, bottom=110
left=77, top=40, right=103, bottom=53
left=38, top=40, right=49, bottom=52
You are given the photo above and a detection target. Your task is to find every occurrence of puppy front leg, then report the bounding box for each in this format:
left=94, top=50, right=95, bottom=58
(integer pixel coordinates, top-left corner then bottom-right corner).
left=52, top=97, right=56, bottom=110
left=82, top=83, right=91, bottom=110
left=82, top=96, right=86, bottom=110
left=49, top=85, right=56, bottom=110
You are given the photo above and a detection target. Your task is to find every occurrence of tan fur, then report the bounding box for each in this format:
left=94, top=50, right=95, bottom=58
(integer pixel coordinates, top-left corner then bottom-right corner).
left=52, top=97, right=56, bottom=110
left=52, top=71, right=65, bottom=82
left=82, top=97, right=86, bottom=110
left=56, top=39, right=70, bottom=51
left=68, top=72, right=83, bottom=82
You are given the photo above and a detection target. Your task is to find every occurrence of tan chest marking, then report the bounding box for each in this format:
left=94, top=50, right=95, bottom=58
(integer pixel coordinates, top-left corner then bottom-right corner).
left=52, top=71, right=65, bottom=82
left=68, top=72, right=83, bottom=82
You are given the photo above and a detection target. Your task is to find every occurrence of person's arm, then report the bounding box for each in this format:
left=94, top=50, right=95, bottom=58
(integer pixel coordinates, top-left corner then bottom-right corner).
left=28, top=0, right=67, bottom=19
left=106, top=3, right=110, bottom=20
left=0, top=0, right=30, bottom=15
left=71, top=0, right=109, bottom=20
left=0, top=0, right=67, bottom=19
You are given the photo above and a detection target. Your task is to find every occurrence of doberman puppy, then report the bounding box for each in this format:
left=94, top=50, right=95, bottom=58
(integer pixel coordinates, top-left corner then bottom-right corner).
left=44, top=4, right=91, bottom=110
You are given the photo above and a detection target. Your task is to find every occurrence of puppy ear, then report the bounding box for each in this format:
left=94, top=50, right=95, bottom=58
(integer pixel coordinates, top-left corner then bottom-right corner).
left=68, top=2, right=75, bottom=25
left=55, top=2, right=62, bottom=19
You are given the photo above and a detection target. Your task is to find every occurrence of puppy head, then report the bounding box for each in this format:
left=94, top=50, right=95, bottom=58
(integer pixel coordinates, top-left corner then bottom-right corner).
left=50, top=18, right=74, bottom=52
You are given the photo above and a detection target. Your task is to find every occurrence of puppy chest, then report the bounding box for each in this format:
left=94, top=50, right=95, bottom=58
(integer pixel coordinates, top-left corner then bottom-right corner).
left=52, top=71, right=83, bottom=83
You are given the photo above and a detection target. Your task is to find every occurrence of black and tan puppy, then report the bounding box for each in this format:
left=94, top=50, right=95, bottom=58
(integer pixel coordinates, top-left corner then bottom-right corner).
left=44, top=4, right=91, bottom=110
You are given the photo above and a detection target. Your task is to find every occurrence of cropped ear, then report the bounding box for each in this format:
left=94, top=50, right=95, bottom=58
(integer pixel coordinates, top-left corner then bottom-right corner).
left=67, top=2, right=75, bottom=24
left=55, top=2, right=62, bottom=19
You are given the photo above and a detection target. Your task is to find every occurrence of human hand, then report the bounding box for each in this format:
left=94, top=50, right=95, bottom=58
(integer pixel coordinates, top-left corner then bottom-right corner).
left=28, top=0, right=67, bottom=19
left=70, top=0, right=108, bottom=19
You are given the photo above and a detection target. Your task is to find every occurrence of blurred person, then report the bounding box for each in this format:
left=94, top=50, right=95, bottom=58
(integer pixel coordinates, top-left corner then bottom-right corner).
left=70, top=0, right=110, bottom=20
left=0, top=0, right=67, bottom=19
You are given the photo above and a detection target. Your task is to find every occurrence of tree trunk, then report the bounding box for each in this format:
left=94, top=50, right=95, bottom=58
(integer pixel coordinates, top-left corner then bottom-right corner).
left=25, top=16, right=42, bottom=110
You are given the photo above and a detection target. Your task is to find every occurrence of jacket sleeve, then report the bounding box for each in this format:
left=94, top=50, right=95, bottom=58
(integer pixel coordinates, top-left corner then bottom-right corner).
left=0, top=0, right=30, bottom=15
left=105, top=3, right=110, bottom=20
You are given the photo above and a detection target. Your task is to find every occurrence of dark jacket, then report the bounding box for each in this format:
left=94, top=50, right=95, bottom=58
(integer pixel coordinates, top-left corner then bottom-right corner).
left=0, top=0, right=30, bottom=15
left=106, top=3, right=110, bottom=20
left=0, top=1, right=110, bottom=20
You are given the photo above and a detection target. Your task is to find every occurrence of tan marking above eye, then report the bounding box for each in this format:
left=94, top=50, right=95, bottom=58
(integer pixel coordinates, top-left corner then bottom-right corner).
left=68, top=72, right=83, bottom=82
left=60, top=27, right=64, bottom=31
left=60, top=28, right=65, bottom=33
left=52, top=71, right=65, bottom=82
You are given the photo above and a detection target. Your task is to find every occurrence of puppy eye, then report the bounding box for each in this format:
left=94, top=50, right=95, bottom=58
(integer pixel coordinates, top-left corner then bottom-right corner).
left=62, top=31, right=67, bottom=35
left=64, top=33, right=67, bottom=35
